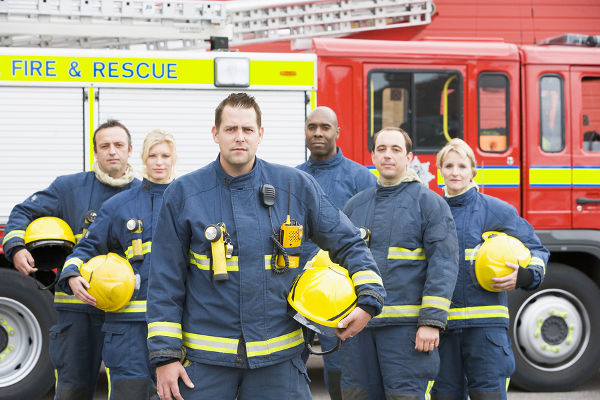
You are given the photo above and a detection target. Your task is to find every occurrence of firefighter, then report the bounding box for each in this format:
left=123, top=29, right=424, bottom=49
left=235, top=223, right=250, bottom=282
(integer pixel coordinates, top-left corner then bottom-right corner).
left=431, top=138, right=549, bottom=400
left=2, top=120, right=138, bottom=399
left=341, top=127, right=459, bottom=399
left=146, top=93, right=386, bottom=400
left=57, top=129, right=177, bottom=399
left=296, top=106, right=376, bottom=400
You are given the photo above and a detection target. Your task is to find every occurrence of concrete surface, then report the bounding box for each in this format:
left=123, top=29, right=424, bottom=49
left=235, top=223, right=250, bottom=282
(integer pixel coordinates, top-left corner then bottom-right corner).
left=42, top=355, right=600, bottom=399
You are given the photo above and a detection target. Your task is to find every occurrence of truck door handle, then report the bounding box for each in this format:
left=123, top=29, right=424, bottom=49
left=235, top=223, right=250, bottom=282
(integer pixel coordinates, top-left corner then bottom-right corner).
left=576, top=197, right=600, bottom=205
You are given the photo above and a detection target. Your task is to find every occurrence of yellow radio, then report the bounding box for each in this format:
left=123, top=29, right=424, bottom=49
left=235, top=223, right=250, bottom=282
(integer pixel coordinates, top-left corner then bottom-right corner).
left=277, top=215, right=303, bottom=269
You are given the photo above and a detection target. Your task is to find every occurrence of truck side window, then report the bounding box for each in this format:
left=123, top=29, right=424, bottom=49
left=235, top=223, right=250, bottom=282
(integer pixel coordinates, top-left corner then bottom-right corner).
left=368, top=70, right=462, bottom=153
left=478, top=73, right=509, bottom=152
left=582, top=77, right=600, bottom=152
left=540, top=75, right=565, bottom=152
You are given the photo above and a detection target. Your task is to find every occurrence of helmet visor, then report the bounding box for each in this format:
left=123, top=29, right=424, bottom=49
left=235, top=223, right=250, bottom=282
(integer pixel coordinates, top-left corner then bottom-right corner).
left=290, top=310, right=338, bottom=337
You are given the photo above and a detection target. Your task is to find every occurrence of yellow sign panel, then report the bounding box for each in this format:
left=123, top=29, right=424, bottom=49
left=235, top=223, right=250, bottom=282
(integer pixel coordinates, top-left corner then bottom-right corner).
left=0, top=55, right=315, bottom=87
left=437, top=167, right=520, bottom=188
left=0, top=55, right=213, bottom=84
left=249, top=60, right=315, bottom=87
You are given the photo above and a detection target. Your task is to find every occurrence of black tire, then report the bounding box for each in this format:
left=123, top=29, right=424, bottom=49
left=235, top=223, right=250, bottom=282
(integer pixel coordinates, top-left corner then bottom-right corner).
left=0, top=268, right=56, bottom=400
left=508, top=262, right=600, bottom=392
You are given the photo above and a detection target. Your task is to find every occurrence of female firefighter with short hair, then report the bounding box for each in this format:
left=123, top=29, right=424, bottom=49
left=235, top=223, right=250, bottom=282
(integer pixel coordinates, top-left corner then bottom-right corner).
left=431, top=138, right=549, bottom=400
left=58, top=129, right=177, bottom=400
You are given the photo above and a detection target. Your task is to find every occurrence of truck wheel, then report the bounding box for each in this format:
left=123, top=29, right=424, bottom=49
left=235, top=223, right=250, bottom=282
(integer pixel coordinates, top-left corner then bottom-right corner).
left=508, top=262, right=600, bottom=391
left=0, top=269, right=56, bottom=400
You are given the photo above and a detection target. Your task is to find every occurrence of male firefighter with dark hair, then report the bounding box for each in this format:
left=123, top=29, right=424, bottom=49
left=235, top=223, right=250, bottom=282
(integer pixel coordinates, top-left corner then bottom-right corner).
left=2, top=120, right=139, bottom=399
left=146, top=93, right=386, bottom=400
left=296, top=106, right=376, bottom=400
left=341, top=127, right=459, bottom=399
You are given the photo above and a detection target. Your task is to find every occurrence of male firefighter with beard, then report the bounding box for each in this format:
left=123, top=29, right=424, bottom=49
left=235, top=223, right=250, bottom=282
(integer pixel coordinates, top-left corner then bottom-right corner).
left=2, top=120, right=139, bottom=399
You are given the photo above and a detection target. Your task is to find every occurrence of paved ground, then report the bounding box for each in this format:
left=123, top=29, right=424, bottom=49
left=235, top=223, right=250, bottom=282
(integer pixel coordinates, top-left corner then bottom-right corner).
left=43, top=356, right=600, bottom=400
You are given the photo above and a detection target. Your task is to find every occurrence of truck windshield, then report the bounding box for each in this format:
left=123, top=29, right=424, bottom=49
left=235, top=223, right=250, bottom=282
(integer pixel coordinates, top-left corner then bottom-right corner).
left=368, top=70, right=462, bottom=154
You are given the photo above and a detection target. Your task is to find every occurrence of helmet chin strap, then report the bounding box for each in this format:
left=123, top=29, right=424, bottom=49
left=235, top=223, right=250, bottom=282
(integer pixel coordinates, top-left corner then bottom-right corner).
left=306, top=337, right=342, bottom=355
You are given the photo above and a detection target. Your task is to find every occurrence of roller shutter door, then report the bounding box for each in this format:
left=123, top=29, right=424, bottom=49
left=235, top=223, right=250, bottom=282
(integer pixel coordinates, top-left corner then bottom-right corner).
left=97, top=88, right=307, bottom=177
left=0, top=87, right=84, bottom=220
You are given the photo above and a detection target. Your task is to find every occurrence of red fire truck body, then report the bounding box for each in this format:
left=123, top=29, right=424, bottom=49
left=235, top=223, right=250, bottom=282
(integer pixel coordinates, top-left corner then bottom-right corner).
left=315, top=36, right=600, bottom=391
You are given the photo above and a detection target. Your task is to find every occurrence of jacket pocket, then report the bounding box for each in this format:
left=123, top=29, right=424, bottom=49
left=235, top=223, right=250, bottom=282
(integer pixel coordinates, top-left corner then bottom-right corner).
left=485, top=329, right=515, bottom=376
left=101, top=323, right=129, bottom=369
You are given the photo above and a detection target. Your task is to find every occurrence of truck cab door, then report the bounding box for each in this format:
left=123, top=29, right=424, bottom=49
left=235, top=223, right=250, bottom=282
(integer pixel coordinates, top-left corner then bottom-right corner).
left=523, top=66, right=572, bottom=229
left=570, top=67, right=600, bottom=229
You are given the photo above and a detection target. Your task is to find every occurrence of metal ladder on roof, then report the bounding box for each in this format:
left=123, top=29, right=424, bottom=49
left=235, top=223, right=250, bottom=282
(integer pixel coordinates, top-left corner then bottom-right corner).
left=0, top=0, right=434, bottom=49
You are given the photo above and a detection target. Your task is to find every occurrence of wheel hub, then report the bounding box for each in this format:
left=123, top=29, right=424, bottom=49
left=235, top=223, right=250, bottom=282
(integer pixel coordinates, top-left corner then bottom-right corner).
left=0, top=297, right=43, bottom=387
left=541, top=315, right=569, bottom=345
left=0, top=324, right=7, bottom=354
left=516, top=294, right=583, bottom=365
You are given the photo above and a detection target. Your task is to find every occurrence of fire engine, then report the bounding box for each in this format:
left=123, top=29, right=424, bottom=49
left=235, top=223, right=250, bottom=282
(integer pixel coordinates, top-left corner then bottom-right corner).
left=0, top=0, right=599, bottom=398
left=315, top=34, right=600, bottom=393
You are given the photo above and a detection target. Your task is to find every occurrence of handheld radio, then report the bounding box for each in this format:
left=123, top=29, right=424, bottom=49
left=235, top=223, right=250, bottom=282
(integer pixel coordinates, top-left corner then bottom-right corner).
left=276, top=184, right=303, bottom=270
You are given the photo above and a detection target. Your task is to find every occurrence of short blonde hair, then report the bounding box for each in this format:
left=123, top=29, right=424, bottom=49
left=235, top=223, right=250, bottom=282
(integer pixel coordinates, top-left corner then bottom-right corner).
left=436, top=138, right=477, bottom=174
left=141, top=129, right=177, bottom=180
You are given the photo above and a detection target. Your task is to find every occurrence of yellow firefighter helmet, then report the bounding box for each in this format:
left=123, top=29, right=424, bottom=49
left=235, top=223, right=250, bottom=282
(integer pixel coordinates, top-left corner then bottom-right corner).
left=79, top=253, right=136, bottom=312
left=473, top=231, right=532, bottom=292
left=24, top=217, right=76, bottom=270
left=288, top=250, right=357, bottom=337
left=305, top=248, right=336, bottom=269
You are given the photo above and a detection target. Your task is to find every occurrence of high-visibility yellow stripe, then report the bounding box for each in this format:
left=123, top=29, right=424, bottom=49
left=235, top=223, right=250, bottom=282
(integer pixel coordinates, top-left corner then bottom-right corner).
left=125, top=241, right=152, bottom=259
left=264, top=254, right=300, bottom=270
left=351, top=270, right=383, bottom=286
left=183, top=332, right=239, bottom=354
left=465, top=248, right=478, bottom=261
left=438, top=167, right=520, bottom=188
left=448, top=305, right=509, bottom=320
left=529, top=256, right=546, bottom=274
left=374, top=305, right=421, bottom=318
left=53, top=291, right=86, bottom=305
left=106, top=367, right=112, bottom=400
left=2, top=230, right=25, bottom=244
left=147, top=321, right=182, bottom=339
left=246, top=329, right=304, bottom=357
left=573, top=167, right=600, bottom=187
left=375, top=300, right=451, bottom=319
left=388, top=247, right=425, bottom=260
left=421, top=296, right=451, bottom=312
left=529, top=166, right=571, bottom=187
left=64, top=257, right=84, bottom=270
left=250, top=60, right=315, bottom=87
left=425, top=380, right=435, bottom=400
left=114, top=300, right=146, bottom=313
left=189, top=250, right=239, bottom=271
left=75, top=233, right=84, bottom=243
